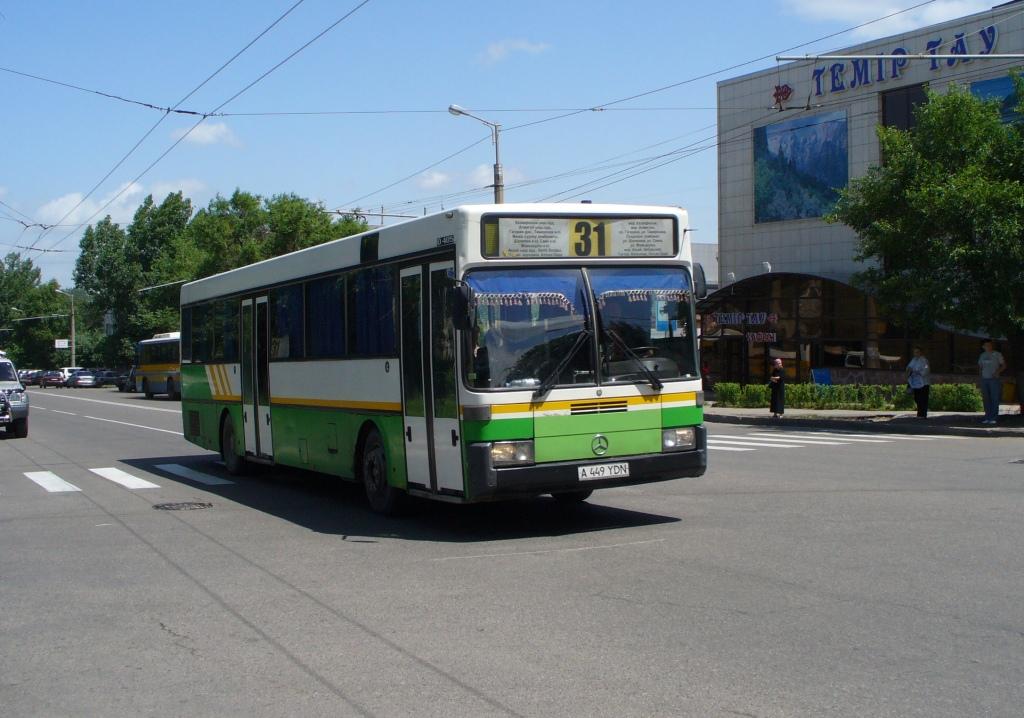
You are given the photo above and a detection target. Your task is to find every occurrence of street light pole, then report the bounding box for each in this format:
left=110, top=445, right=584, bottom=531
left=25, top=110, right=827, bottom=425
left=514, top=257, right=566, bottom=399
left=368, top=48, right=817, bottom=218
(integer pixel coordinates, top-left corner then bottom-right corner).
left=56, top=289, right=75, bottom=367
left=448, top=104, right=504, bottom=203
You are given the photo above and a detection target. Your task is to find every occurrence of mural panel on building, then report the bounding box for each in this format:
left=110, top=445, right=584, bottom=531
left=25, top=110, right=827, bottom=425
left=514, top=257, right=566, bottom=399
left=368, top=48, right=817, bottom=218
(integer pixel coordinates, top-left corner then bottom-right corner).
left=753, top=110, right=849, bottom=223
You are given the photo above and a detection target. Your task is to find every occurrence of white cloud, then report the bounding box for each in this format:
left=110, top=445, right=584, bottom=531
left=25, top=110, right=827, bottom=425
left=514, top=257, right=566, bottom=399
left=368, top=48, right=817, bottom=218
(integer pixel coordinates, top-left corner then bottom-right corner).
left=416, top=170, right=451, bottom=190
left=151, top=178, right=207, bottom=199
left=470, top=163, right=525, bottom=188
left=479, top=38, right=550, bottom=64
left=171, top=121, right=241, bottom=147
left=784, top=1, right=994, bottom=40
left=36, top=181, right=145, bottom=227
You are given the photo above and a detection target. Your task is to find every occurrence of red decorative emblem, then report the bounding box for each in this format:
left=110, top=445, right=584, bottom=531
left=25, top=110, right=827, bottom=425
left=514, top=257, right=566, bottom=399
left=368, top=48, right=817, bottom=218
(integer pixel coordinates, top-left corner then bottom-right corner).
left=773, top=84, right=794, bottom=106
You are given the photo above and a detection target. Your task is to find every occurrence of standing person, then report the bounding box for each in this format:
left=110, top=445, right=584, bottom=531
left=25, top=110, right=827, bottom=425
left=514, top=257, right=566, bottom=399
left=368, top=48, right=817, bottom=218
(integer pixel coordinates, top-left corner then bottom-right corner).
left=978, top=339, right=1006, bottom=424
left=768, top=357, right=785, bottom=419
left=905, top=346, right=931, bottom=418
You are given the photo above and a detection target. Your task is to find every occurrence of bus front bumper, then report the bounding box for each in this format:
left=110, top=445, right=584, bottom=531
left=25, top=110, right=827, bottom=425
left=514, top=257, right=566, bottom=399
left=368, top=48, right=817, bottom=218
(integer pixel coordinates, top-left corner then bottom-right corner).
left=465, top=425, right=707, bottom=501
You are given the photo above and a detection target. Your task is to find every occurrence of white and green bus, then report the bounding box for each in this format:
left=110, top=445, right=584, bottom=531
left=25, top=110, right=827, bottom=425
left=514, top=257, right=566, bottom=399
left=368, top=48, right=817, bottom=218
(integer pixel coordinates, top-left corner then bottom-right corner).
left=135, top=331, right=182, bottom=400
left=179, top=204, right=708, bottom=512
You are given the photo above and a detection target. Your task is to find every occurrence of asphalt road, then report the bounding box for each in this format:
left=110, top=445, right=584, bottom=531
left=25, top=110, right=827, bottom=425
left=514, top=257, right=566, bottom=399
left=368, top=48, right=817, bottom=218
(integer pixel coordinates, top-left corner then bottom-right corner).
left=2, top=387, right=1023, bottom=717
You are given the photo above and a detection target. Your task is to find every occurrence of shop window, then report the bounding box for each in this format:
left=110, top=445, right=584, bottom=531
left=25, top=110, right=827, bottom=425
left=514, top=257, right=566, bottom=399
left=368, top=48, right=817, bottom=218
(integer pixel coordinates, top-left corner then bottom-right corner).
left=882, top=83, right=928, bottom=131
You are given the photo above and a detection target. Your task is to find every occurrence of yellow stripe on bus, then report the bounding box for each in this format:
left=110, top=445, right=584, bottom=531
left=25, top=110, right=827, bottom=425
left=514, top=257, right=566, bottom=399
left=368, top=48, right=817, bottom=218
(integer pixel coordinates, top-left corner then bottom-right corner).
left=484, top=391, right=695, bottom=415
left=271, top=397, right=402, bottom=412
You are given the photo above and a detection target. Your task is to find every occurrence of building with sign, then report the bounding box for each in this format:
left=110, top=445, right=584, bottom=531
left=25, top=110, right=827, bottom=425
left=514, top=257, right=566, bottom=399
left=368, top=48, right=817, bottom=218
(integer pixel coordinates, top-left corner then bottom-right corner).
left=706, top=2, right=1022, bottom=387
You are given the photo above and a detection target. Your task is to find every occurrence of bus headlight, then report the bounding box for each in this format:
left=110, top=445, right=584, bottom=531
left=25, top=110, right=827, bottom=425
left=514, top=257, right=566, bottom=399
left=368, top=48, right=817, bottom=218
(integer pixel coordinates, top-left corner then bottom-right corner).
left=662, top=427, right=696, bottom=452
left=490, top=440, right=535, bottom=466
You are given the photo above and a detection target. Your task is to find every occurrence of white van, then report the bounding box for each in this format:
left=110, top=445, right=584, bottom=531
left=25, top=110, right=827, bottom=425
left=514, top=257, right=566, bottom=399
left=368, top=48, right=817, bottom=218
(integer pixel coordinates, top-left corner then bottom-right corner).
left=60, top=366, right=83, bottom=381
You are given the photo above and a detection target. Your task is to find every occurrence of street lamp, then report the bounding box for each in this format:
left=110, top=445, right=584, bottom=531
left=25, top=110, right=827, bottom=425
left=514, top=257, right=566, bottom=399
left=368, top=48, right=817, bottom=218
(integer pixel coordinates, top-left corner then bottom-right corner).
left=55, top=288, right=76, bottom=368
left=448, top=103, right=504, bottom=203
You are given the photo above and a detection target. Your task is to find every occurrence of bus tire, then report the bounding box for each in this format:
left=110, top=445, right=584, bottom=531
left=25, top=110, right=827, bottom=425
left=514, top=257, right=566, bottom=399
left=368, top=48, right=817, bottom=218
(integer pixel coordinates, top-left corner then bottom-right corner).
left=166, top=378, right=180, bottom=401
left=360, top=427, right=403, bottom=514
left=220, top=417, right=245, bottom=476
left=551, top=489, right=592, bottom=504
left=12, top=418, right=27, bottom=439
left=143, top=379, right=153, bottom=399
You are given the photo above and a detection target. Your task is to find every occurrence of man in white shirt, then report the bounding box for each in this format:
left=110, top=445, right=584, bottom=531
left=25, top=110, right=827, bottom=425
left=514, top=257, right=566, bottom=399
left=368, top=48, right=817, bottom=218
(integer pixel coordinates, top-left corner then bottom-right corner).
left=978, top=339, right=1006, bottom=424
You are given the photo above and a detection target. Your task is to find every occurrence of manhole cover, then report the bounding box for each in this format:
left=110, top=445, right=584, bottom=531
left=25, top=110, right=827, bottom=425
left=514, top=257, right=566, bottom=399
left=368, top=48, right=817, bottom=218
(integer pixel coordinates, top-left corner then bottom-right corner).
left=153, top=501, right=212, bottom=511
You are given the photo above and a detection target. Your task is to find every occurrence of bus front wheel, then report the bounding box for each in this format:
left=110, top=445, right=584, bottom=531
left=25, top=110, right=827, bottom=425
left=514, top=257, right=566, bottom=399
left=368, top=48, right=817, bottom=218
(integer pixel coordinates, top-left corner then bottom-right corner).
left=361, top=428, right=403, bottom=515
left=221, top=418, right=245, bottom=475
left=166, top=378, right=180, bottom=401
left=143, top=379, right=153, bottom=399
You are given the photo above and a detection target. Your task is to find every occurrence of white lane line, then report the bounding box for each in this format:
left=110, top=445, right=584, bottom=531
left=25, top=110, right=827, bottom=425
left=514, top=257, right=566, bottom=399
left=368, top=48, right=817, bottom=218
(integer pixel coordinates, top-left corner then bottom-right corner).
left=90, top=467, right=160, bottom=490
left=715, top=433, right=852, bottom=446
left=708, top=439, right=804, bottom=449
left=84, top=415, right=180, bottom=435
left=707, top=445, right=757, bottom=452
left=433, top=538, right=665, bottom=562
left=24, top=471, right=80, bottom=493
left=754, top=431, right=891, bottom=444
left=155, top=463, right=233, bottom=486
left=28, top=391, right=181, bottom=413
left=53, top=410, right=77, bottom=416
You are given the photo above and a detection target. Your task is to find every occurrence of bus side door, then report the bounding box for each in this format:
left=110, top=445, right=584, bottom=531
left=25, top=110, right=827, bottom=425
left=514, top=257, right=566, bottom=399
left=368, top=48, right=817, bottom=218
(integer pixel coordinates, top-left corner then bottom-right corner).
left=241, top=296, right=274, bottom=459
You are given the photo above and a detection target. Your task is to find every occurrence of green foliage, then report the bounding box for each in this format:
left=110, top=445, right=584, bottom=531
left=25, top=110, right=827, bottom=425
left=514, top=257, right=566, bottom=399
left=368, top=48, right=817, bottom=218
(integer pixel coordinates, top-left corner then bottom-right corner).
left=828, top=79, right=1024, bottom=358
left=714, top=382, right=982, bottom=411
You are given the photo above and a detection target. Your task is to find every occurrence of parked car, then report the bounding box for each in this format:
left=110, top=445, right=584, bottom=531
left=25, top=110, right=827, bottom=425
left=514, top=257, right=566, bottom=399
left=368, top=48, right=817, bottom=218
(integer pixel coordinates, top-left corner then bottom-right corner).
left=117, top=367, right=136, bottom=392
left=95, top=369, right=122, bottom=387
left=0, top=357, right=29, bottom=437
left=65, top=370, right=100, bottom=388
left=39, top=370, right=65, bottom=388
left=21, top=370, right=43, bottom=386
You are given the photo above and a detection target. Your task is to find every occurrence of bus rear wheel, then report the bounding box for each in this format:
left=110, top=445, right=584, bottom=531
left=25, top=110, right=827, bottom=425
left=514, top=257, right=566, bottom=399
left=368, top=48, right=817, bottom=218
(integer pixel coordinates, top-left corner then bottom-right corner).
left=220, top=418, right=245, bottom=475
left=166, top=378, right=180, bottom=401
left=143, top=379, right=153, bottom=399
left=361, top=428, right=403, bottom=514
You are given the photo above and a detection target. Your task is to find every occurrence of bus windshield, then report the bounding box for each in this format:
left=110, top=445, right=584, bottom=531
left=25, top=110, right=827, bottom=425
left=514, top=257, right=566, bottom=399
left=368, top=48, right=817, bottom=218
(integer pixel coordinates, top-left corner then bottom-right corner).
left=463, top=266, right=697, bottom=390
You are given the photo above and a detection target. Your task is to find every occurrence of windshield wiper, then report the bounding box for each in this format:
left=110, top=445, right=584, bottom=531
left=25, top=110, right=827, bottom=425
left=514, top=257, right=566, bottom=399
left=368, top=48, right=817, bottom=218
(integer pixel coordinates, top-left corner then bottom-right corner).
left=605, top=328, right=663, bottom=391
left=532, top=329, right=591, bottom=398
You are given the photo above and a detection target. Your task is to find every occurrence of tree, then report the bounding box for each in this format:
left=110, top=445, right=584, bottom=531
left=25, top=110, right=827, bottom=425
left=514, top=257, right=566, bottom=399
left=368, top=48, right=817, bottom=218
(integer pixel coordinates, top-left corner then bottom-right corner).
left=829, top=80, right=1024, bottom=381
left=0, top=254, right=67, bottom=368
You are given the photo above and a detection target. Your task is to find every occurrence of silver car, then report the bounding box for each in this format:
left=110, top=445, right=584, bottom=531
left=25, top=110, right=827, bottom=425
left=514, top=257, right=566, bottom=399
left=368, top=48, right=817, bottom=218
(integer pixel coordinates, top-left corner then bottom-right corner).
left=0, top=358, right=29, bottom=438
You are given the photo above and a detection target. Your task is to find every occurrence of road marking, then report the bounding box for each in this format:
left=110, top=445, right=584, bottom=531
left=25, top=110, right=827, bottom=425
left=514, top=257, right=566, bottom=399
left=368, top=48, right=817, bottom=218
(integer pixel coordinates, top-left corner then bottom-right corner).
left=155, top=463, right=233, bottom=486
left=24, top=471, right=80, bottom=493
left=28, top=390, right=180, bottom=413
left=53, top=410, right=76, bottom=416
left=768, top=430, right=934, bottom=442
left=90, top=467, right=160, bottom=489
left=708, top=439, right=804, bottom=449
left=714, top=433, right=852, bottom=446
left=84, top=415, right=180, bottom=435
left=753, top=431, right=892, bottom=444
left=433, top=538, right=665, bottom=562
left=707, top=445, right=757, bottom=452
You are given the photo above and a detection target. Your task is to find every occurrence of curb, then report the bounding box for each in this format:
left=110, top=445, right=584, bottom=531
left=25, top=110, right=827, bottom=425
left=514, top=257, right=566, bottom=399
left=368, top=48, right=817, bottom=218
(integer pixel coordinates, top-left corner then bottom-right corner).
left=704, top=412, right=1024, bottom=438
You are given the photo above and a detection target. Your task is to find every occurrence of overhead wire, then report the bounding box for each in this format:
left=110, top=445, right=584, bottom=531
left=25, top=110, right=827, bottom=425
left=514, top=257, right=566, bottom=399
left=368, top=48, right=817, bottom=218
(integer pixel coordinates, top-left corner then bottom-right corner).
left=36, top=0, right=374, bottom=256
left=25, top=0, right=312, bottom=255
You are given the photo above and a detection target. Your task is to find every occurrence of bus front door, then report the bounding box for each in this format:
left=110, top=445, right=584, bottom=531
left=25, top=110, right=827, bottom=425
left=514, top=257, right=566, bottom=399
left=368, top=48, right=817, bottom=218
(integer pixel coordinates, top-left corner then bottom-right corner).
left=241, top=296, right=274, bottom=459
left=399, top=261, right=462, bottom=495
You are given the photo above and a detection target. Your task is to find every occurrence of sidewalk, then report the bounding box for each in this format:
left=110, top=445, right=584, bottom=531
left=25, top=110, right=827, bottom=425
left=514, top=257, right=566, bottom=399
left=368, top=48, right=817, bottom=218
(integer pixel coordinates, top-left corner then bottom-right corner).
left=704, top=402, right=1024, bottom=438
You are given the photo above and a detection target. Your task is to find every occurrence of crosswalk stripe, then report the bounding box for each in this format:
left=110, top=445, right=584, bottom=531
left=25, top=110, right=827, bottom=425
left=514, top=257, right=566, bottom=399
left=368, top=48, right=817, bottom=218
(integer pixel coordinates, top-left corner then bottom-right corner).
left=753, top=432, right=897, bottom=442
left=708, top=439, right=804, bottom=449
left=764, top=430, right=930, bottom=442
left=707, top=445, right=757, bottom=452
left=24, top=471, right=80, bottom=493
left=90, top=467, right=160, bottom=489
left=155, top=463, right=233, bottom=486
left=715, top=433, right=852, bottom=446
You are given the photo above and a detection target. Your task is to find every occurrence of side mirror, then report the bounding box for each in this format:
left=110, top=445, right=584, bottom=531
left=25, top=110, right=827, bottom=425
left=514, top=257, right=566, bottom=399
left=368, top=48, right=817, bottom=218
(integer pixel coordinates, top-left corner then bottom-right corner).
left=449, top=284, right=474, bottom=331
left=693, top=263, right=708, bottom=300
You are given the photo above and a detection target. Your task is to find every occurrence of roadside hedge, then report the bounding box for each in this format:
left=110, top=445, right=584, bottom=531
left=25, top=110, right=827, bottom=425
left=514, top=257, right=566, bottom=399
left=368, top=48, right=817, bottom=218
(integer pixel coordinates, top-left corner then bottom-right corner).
left=711, top=382, right=983, bottom=412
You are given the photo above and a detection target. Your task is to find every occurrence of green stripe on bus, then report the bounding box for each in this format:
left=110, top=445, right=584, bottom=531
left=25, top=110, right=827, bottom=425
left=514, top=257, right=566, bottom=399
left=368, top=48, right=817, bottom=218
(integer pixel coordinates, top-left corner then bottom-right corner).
left=535, top=428, right=661, bottom=463
left=661, top=405, right=703, bottom=426
left=461, top=417, right=533, bottom=442
left=534, top=409, right=660, bottom=437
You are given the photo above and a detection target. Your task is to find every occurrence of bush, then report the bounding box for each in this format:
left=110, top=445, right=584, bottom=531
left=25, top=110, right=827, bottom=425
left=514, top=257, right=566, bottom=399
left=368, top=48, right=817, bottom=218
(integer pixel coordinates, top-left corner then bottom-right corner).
left=929, top=383, right=983, bottom=411
left=710, top=381, right=982, bottom=412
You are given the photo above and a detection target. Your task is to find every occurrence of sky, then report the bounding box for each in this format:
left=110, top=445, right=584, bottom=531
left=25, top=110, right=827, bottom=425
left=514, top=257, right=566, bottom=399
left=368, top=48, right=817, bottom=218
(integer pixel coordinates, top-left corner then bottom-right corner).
left=0, top=0, right=997, bottom=287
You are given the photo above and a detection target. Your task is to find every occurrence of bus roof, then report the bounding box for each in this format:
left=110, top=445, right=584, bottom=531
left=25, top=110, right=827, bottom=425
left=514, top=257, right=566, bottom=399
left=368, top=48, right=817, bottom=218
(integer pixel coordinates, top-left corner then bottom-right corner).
left=140, top=331, right=180, bottom=344
left=180, top=203, right=689, bottom=306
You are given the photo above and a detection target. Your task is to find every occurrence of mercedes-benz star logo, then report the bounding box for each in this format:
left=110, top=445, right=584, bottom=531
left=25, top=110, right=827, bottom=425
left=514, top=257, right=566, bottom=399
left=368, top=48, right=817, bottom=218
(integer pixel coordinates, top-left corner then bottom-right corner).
left=591, top=434, right=609, bottom=456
